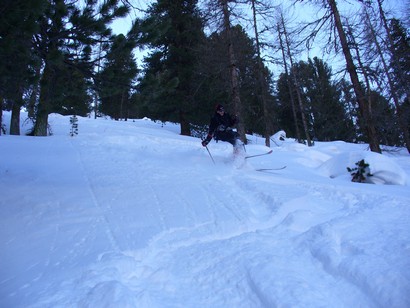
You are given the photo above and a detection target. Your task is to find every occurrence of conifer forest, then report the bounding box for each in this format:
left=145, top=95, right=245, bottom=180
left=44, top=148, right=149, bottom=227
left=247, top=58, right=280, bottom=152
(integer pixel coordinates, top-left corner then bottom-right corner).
left=1, top=0, right=409, bottom=153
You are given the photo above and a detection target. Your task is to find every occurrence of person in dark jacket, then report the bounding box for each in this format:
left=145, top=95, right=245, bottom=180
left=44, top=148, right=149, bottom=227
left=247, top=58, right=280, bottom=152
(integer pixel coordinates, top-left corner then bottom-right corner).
left=201, top=104, right=243, bottom=152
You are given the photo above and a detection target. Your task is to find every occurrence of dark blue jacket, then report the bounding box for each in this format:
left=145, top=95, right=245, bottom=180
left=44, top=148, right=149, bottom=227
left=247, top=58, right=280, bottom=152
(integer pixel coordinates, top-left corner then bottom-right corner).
left=207, top=112, right=238, bottom=145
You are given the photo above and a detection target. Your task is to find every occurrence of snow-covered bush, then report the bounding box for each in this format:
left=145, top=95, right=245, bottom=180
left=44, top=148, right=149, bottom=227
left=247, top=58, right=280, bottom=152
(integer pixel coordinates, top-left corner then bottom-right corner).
left=70, top=115, right=78, bottom=137
left=347, top=159, right=373, bottom=183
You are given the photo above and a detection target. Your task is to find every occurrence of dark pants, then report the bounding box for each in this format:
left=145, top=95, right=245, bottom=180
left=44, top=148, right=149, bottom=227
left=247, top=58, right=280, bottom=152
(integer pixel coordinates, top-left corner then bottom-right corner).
left=215, top=130, right=240, bottom=146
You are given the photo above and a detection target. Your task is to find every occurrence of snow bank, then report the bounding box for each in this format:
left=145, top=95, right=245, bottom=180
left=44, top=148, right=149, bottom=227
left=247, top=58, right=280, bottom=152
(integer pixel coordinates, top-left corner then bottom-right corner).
left=318, top=150, right=407, bottom=185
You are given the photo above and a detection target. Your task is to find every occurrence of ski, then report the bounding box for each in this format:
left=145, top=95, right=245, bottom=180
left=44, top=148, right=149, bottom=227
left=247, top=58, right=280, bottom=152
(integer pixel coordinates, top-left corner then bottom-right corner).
left=245, top=149, right=273, bottom=159
left=255, top=166, right=287, bottom=172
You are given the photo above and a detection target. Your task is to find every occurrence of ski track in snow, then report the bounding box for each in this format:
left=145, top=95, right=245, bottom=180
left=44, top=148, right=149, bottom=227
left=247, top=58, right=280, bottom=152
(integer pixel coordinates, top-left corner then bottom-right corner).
left=1, top=114, right=409, bottom=307
left=66, top=156, right=406, bottom=307
left=1, top=136, right=114, bottom=306
left=70, top=138, right=121, bottom=253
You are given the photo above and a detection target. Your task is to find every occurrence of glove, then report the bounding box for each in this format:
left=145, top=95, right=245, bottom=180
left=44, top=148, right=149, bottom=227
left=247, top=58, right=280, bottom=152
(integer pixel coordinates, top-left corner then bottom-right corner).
left=202, top=134, right=212, bottom=147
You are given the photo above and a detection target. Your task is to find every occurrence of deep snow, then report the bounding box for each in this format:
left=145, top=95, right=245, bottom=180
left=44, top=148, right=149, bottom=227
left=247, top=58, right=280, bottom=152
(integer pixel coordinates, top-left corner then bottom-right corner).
left=1, top=112, right=409, bottom=308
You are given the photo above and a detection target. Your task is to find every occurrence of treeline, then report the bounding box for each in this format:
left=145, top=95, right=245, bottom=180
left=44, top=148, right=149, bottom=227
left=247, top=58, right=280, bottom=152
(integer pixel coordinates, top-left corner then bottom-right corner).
left=1, top=0, right=409, bottom=153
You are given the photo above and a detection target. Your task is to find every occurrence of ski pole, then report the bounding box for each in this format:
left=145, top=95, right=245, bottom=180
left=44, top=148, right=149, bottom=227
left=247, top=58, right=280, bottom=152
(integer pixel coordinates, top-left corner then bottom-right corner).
left=205, top=145, right=215, bottom=164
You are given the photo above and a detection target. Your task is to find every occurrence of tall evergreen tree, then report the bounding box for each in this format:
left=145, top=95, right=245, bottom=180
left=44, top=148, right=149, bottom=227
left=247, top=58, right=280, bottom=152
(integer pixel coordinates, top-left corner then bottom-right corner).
left=97, top=34, right=138, bottom=120
left=32, top=0, right=128, bottom=136
left=368, top=90, right=401, bottom=146
left=277, top=58, right=354, bottom=142
left=298, top=57, right=352, bottom=141
left=136, top=0, right=205, bottom=136
left=337, top=78, right=359, bottom=142
left=0, top=0, right=45, bottom=135
left=194, top=25, right=274, bottom=137
left=49, top=55, right=93, bottom=116
left=231, top=26, right=275, bottom=137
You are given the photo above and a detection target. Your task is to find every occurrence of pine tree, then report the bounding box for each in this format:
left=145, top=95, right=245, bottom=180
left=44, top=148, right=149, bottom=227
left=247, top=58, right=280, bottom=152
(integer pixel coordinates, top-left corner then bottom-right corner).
left=0, top=0, right=45, bottom=135
left=69, top=115, right=78, bottom=137
left=194, top=25, right=274, bottom=137
left=135, top=0, right=205, bottom=135
left=32, top=0, right=128, bottom=136
left=347, top=159, right=373, bottom=183
left=298, top=58, right=351, bottom=141
left=97, top=34, right=138, bottom=120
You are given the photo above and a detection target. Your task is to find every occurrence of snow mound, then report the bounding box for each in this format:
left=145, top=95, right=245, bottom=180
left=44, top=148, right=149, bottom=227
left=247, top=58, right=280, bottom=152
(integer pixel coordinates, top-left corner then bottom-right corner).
left=318, top=151, right=407, bottom=185
left=271, top=130, right=287, bottom=146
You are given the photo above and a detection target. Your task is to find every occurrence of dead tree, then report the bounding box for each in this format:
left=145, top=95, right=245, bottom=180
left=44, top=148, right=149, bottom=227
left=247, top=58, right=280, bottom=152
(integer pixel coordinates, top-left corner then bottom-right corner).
left=296, top=0, right=381, bottom=153
left=329, top=0, right=381, bottom=152
left=220, top=0, right=246, bottom=143
left=280, top=12, right=312, bottom=146
left=277, top=22, right=302, bottom=143
left=250, top=0, right=275, bottom=146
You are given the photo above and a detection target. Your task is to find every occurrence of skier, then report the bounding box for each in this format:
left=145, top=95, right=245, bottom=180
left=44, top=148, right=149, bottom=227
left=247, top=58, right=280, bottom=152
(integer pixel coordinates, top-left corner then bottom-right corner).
left=201, top=104, right=244, bottom=154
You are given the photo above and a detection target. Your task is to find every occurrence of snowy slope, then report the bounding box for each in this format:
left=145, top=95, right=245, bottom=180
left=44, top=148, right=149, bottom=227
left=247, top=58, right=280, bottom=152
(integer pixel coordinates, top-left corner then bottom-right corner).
left=1, top=112, right=409, bottom=308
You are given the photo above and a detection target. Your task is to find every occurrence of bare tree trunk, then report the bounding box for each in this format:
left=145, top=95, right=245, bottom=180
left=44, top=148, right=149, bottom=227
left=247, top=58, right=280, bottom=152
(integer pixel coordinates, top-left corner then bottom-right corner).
left=34, top=62, right=53, bottom=136
left=33, top=110, right=49, bottom=136
left=221, top=0, right=246, bottom=143
left=277, top=22, right=301, bottom=143
left=281, top=14, right=312, bottom=146
left=10, top=85, right=24, bottom=135
left=327, top=0, right=381, bottom=153
left=26, top=57, right=42, bottom=120
left=179, top=110, right=191, bottom=136
left=94, top=38, right=103, bottom=120
left=346, top=22, right=375, bottom=138
left=10, top=100, right=21, bottom=135
left=250, top=0, right=272, bottom=147
left=120, top=88, right=125, bottom=121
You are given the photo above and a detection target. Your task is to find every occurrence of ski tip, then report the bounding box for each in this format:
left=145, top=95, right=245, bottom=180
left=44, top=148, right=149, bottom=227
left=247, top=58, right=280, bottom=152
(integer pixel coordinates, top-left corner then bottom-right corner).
left=256, top=166, right=286, bottom=171
left=245, top=149, right=273, bottom=159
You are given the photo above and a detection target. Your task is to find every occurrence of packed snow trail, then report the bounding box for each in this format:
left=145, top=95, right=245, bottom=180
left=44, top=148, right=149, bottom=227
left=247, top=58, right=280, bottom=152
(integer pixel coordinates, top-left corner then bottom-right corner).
left=1, top=113, right=409, bottom=307
left=0, top=136, right=119, bottom=307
